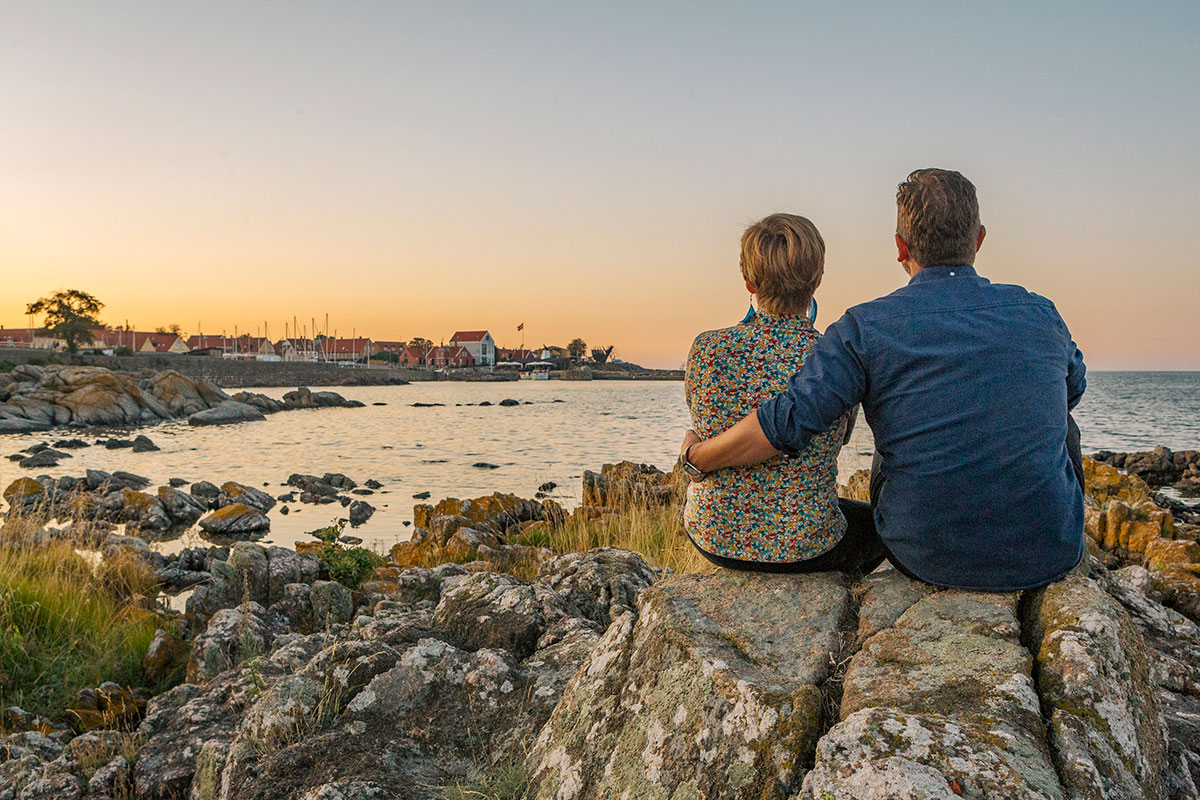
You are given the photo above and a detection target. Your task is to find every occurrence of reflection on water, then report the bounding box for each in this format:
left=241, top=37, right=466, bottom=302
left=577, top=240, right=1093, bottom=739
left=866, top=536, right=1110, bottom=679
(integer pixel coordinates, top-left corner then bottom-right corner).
left=0, top=382, right=694, bottom=550
left=0, top=372, right=1196, bottom=551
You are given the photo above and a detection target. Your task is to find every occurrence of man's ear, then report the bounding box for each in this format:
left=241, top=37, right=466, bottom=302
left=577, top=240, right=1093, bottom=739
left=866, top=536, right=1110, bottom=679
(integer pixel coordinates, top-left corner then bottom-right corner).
left=975, top=225, right=987, bottom=253
left=895, top=234, right=910, bottom=263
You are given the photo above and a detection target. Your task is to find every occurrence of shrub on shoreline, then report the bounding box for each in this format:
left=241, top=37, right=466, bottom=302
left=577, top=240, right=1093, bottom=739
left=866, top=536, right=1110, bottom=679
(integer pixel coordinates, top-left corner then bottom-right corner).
left=304, top=519, right=385, bottom=590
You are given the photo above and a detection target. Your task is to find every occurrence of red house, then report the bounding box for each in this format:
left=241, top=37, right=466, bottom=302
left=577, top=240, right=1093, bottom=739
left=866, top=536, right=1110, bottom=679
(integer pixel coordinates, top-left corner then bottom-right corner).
left=428, top=345, right=475, bottom=368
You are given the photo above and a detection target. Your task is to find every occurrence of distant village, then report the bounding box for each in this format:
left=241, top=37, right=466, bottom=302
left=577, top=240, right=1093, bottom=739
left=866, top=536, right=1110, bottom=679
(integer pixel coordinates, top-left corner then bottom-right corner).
left=0, top=325, right=620, bottom=371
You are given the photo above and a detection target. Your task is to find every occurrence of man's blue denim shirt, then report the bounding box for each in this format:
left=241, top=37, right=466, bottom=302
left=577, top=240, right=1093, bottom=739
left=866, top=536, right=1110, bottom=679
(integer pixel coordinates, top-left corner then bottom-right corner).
left=757, top=265, right=1086, bottom=591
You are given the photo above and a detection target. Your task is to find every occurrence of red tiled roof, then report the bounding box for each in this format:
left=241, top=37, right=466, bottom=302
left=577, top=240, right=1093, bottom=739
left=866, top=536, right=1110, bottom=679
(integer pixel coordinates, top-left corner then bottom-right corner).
left=324, top=338, right=372, bottom=354
left=0, top=327, right=37, bottom=344
left=450, top=330, right=490, bottom=343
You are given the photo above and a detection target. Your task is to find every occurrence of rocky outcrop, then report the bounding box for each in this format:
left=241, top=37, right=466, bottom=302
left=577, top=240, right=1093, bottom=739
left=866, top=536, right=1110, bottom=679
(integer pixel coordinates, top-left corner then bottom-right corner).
left=7, top=452, right=1200, bottom=799
left=1082, top=457, right=1200, bottom=626
left=393, top=491, right=560, bottom=571
left=1094, top=446, right=1200, bottom=496
left=1, top=363, right=361, bottom=431
left=581, top=460, right=682, bottom=507
left=5, top=542, right=1200, bottom=799
left=1, top=365, right=222, bottom=430
left=109, top=551, right=629, bottom=799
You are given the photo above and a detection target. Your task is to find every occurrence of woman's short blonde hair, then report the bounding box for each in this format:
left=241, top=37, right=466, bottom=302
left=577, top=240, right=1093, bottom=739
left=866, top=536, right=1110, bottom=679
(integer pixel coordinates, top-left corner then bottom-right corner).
left=739, top=213, right=825, bottom=316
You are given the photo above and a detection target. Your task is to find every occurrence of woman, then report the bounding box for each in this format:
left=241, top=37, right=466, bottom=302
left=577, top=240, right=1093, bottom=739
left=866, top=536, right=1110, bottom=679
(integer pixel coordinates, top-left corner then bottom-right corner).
left=681, top=213, right=883, bottom=574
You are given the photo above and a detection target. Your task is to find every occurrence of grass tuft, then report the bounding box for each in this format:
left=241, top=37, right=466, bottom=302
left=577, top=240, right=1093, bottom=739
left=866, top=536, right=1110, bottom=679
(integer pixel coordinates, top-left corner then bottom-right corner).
left=439, top=763, right=531, bottom=800
left=0, top=522, right=166, bottom=721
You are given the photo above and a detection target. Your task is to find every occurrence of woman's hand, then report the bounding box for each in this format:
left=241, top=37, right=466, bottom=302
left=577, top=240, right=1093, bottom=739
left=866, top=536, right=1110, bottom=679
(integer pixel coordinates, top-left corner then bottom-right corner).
left=680, top=429, right=701, bottom=459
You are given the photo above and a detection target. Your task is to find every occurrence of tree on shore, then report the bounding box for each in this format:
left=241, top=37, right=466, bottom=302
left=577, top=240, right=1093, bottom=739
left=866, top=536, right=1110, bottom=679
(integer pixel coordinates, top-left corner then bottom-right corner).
left=409, top=337, right=433, bottom=350
left=155, top=323, right=182, bottom=335
left=26, top=290, right=104, bottom=353
left=568, top=338, right=587, bottom=360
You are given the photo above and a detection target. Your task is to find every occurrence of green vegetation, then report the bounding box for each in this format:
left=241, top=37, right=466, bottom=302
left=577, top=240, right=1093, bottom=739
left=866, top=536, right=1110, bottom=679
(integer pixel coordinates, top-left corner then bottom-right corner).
left=0, top=520, right=165, bottom=720
left=0, top=360, right=14, bottom=373
left=440, top=764, right=531, bottom=800
left=567, top=337, right=587, bottom=359
left=369, top=351, right=399, bottom=364
left=114, top=345, right=135, bottom=357
left=25, top=289, right=104, bottom=353
left=307, top=520, right=384, bottom=590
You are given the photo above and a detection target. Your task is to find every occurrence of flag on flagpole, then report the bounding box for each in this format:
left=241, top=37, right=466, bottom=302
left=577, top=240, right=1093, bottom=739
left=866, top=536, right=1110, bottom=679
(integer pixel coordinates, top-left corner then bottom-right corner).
left=517, top=322, right=524, bottom=331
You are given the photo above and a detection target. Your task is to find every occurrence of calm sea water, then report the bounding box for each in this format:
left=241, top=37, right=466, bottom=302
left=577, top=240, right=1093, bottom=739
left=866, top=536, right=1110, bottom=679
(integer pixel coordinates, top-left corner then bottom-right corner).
left=0, top=372, right=1196, bottom=552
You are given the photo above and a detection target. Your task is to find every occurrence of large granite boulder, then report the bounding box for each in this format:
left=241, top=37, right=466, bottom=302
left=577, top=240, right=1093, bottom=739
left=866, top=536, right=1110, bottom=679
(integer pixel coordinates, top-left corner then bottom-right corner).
left=527, top=569, right=850, bottom=799
left=1025, top=570, right=1168, bottom=800
left=147, top=369, right=218, bottom=416
left=805, top=590, right=1062, bottom=799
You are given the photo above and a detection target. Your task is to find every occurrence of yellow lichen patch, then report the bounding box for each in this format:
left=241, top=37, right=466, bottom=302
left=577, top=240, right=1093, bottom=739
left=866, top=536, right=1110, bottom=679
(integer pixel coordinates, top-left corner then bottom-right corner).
left=1126, top=520, right=1165, bottom=554
left=1084, top=457, right=1155, bottom=506
left=205, top=503, right=255, bottom=521
left=122, top=489, right=158, bottom=513
left=3, top=477, right=44, bottom=503
left=1144, top=539, right=1200, bottom=572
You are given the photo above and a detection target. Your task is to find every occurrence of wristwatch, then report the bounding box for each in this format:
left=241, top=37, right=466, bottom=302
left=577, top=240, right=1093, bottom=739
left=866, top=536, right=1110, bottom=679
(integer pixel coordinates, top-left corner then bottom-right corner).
left=680, top=443, right=706, bottom=481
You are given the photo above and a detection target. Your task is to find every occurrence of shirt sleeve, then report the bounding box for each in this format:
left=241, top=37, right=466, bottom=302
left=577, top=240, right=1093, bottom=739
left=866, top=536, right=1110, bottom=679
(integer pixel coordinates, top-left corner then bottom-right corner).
left=757, top=312, right=869, bottom=456
left=1066, top=334, right=1086, bottom=411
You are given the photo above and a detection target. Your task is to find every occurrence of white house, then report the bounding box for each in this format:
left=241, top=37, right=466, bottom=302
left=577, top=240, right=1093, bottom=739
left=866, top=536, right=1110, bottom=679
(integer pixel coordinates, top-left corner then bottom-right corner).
left=449, top=330, right=495, bottom=366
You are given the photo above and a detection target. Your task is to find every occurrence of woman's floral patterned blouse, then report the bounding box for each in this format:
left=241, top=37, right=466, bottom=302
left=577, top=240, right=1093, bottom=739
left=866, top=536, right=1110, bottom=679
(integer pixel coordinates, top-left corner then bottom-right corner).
left=684, top=311, right=848, bottom=562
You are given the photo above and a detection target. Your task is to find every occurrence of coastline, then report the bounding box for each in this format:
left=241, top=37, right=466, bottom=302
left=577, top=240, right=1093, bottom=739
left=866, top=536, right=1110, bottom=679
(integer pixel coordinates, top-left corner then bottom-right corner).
left=0, top=347, right=683, bottom=387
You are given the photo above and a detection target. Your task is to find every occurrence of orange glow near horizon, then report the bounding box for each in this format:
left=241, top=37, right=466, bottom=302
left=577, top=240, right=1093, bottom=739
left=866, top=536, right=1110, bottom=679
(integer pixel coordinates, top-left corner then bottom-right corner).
left=2, top=4, right=1198, bottom=370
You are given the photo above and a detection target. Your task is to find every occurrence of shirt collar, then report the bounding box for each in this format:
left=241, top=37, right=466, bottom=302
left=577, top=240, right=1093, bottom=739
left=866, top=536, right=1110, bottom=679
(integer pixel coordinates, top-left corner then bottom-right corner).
left=907, top=264, right=978, bottom=285
left=748, top=309, right=814, bottom=331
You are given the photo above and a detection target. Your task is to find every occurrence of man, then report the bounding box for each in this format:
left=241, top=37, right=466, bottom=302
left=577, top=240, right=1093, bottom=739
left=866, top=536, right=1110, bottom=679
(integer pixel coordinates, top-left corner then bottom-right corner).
left=679, top=168, right=1086, bottom=591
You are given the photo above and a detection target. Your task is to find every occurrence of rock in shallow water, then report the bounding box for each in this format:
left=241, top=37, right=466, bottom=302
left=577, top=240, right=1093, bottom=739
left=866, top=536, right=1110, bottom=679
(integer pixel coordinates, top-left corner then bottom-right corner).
left=187, top=400, right=267, bottom=426
left=198, top=503, right=271, bottom=537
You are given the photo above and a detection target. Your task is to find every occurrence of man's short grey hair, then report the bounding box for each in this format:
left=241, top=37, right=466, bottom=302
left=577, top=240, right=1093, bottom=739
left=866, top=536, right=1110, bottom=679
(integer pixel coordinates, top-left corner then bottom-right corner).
left=896, top=169, right=981, bottom=268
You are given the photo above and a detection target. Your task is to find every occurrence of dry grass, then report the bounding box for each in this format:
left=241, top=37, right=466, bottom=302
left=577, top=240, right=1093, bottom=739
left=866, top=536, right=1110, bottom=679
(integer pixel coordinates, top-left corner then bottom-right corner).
left=0, top=515, right=165, bottom=722
left=513, top=502, right=713, bottom=575
left=391, top=496, right=713, bottom=579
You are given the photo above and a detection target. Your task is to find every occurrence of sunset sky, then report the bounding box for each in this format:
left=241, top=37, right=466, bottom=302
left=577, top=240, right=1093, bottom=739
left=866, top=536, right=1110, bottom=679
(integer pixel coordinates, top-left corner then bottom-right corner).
left=2, top=2, right=1197, bottom=369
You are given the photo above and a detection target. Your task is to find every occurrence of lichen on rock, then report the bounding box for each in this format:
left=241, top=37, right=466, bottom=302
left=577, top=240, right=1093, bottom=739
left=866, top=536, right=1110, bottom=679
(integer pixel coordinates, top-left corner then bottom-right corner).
left=527, top=569, right=851, bottom=800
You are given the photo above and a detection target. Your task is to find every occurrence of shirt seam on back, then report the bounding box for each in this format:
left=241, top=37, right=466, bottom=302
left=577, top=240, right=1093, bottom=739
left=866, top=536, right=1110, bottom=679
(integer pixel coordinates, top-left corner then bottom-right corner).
left=852, top=297, right=1056, bottom=325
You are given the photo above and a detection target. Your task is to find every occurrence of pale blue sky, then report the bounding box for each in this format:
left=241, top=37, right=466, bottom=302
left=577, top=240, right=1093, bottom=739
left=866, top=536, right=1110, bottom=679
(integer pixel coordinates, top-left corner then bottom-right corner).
left=2, top=2, right=1197, bottom=367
